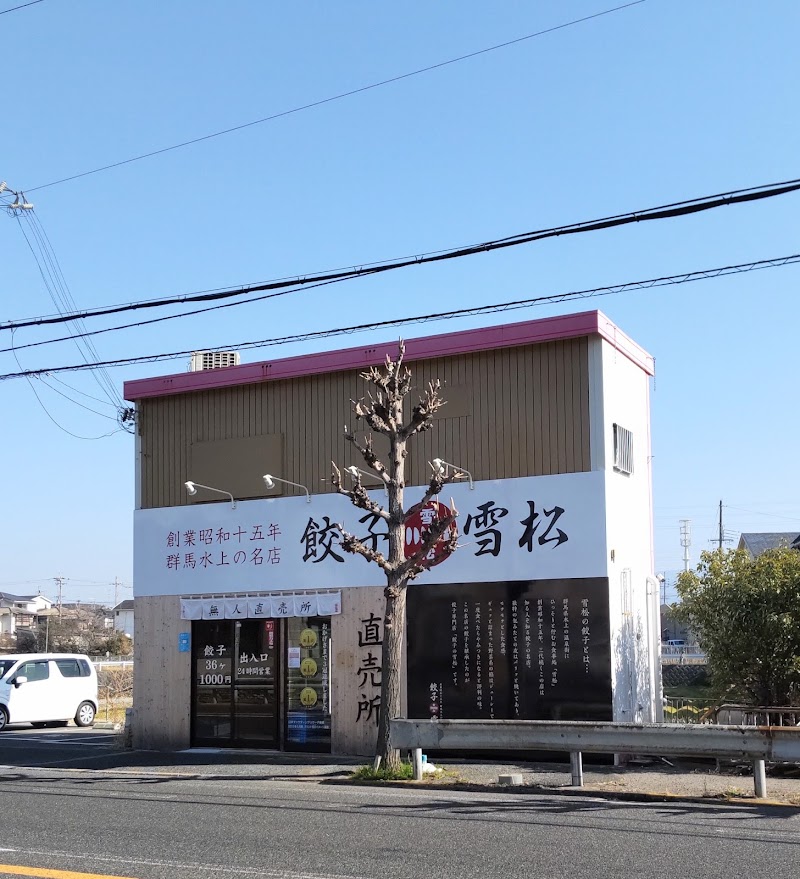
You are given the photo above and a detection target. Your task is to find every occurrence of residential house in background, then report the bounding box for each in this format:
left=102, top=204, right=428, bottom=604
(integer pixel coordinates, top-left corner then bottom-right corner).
left=737, top=532, right=800, bottom=558
left=0, top=591, right=53, bottom=638
left=114, top=599, right=135, bottom=636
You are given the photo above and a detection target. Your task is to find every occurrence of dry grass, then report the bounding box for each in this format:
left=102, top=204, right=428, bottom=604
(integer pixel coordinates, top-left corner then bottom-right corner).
left=96, top=665, right=133, bottom=725
left=97, top=699, right=132, bottom=725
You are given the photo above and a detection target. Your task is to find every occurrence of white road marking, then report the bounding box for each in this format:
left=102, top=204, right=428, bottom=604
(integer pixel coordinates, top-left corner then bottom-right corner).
left=0, top=847, right=367, bottom=879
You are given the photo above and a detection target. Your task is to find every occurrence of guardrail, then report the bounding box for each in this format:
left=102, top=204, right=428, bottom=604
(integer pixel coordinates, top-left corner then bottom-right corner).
left=712, top=704, right=800, bottom=727
left=389, top=718, right=800, bottom=797
left=661, top=645, right=704, bottom=656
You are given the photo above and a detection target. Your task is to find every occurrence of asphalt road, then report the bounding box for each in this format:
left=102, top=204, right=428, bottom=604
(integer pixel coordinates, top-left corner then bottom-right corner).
left=0, top=765, right=799, bottom=879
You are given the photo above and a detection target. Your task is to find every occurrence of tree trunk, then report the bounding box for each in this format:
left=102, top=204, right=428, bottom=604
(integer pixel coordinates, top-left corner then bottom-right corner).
left=375, top=397, right=407, bottom=771
left=376, top=580, right=407, bottom=771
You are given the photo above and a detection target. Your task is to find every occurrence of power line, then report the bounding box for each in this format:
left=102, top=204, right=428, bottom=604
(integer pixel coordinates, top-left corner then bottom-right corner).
left=44, top=373, right=119, bottom=408
left=24, top=1, right=647, bottom=193
left=4, top=175, right=800, bottom=333
left=725, top=505, right=800, bottom=524
left=36, top=376, right=120, bottom=421
left=10, top=327, right=122, bottom=439
left=2, top=250, right=797, bottom=382
left=11, top=209, right=123, bottom=407
left=0, top=0, right=44, bottom=14
left=1, top=251, right=797, bottom=357
left=2, top=187, right=130, bottom=434
left=0, top=273, right=364, bottom=355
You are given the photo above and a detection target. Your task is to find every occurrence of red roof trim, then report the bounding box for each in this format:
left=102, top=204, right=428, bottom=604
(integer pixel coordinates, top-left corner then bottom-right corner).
left=123, top=310, right=653, bottom=401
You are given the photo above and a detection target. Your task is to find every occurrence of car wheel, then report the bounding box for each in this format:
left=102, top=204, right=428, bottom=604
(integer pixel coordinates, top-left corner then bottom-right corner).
left=75, top=702, right=96, bottom=727
left=0, top=707, right=8, bottom=731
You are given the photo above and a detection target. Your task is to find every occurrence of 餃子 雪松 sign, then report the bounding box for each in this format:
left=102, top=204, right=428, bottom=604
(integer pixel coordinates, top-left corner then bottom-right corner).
left=133, top=471, right=609, bottom=597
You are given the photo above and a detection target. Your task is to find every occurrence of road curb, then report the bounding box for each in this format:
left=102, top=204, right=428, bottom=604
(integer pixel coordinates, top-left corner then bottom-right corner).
left=92, top=722, right=121, bottom=730
left=322, top=776, right=800, bottom=809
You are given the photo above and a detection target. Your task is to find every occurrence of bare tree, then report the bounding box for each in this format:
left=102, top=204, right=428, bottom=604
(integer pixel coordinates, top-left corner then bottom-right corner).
left=332, top=342, right=463, bottom=771
left=98, top=664, right=134, bottom=722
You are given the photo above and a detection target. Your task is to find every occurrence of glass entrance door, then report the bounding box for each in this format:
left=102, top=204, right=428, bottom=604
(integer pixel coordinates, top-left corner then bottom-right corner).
left=232, top=619, right=279, bottom=746
left=191, top=619, right=280, bottom=748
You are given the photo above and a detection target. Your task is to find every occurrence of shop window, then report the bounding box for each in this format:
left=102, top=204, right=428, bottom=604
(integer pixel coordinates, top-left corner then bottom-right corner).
left=285, top=616, right=331, bottom=751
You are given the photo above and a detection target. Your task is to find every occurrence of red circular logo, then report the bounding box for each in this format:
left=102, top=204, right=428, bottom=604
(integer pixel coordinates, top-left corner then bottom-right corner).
left=404, top=500, right=457, bottom=569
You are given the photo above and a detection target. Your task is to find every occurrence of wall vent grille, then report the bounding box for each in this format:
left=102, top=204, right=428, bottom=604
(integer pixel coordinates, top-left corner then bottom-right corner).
left=613, top=423, right=634, bottom=475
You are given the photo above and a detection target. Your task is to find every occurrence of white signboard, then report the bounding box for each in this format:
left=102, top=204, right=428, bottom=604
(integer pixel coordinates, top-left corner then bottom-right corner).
left=178, top=592, right=341, bottom=620
left=133, top=472, right=608, bottom=598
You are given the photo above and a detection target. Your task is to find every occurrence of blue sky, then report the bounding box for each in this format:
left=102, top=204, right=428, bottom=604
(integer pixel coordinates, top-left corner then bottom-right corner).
left=1, top=0, right=798, bottom=606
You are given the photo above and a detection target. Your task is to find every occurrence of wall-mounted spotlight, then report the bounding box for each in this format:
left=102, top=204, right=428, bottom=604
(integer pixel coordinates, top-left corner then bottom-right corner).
left=184, top=480, right=237, bottom=508
left=345, top=465, right=388, bottom=494
left=263, top=474, right=311, bottom=503
left=431, top=458, right=474, bottom=489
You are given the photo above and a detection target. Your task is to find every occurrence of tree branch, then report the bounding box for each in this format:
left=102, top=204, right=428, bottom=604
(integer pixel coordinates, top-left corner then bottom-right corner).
left=330, top=462, right=390, bottom=521
left=352, top=396, right=393, bottom=435
left=404, top=469, right=466, bottom=522
left=401, top=378, right=446, bottom=439
left=342, top=429, right=392, bottom=485
left=338, top=525, right=391, bottom=571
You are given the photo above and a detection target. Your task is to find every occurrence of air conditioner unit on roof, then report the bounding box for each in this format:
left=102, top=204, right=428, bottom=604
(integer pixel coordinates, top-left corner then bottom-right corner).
left=189, top=350, right=241, bottom=372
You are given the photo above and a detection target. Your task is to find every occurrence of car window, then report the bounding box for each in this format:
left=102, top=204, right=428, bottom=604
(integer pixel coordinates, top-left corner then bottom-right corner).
left=19, top=660, right=49, bottom=682
left=55, top=659, right=82, bottom=678
left=0, top=659, right=16, bottom=678
left=78, top=659, right=92, bottom=677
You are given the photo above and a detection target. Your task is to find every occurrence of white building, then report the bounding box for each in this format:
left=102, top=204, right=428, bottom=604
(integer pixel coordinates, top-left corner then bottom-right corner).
left=113, top=600, right=135, bottom=637
left=125, top=311, right=662, bottom=753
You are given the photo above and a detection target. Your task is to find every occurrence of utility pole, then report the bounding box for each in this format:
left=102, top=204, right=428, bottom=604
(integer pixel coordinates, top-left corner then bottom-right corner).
left=679, top=520, right=692, bottom=571
left=111, top=577, right=131, bottom=608
left=54, top=575, right=65, bottom=623
left=709, top=501, right=733, bottom=551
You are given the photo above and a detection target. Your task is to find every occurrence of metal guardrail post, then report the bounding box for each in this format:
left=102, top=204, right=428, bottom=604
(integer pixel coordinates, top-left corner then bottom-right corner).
left=412, top=748, right=423, bottom=781
left=570, top=751, right=584, bottom=787
left=753, top=759, right=767, bottom=798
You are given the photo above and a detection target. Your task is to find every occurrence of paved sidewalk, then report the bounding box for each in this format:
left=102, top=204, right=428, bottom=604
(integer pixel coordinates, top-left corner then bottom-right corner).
left=435, top=757, right=800, bottom=803
left=14, top=744, right=799, bottom=805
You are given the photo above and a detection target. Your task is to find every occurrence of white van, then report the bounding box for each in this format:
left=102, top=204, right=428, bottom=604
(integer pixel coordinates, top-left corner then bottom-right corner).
left=0, top=654, right=98, bottom=731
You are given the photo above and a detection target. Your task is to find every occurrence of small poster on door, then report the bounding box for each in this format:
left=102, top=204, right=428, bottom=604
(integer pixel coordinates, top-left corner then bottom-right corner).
left=287, top=647, right=301, bottom=669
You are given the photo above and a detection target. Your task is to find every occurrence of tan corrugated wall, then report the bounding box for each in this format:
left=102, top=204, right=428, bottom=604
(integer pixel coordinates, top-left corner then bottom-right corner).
left=138, top=339, right=590, bottom=509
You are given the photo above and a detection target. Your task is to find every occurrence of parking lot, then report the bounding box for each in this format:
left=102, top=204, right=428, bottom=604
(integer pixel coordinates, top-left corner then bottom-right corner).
left=0, top=723, right=120, bottom=768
